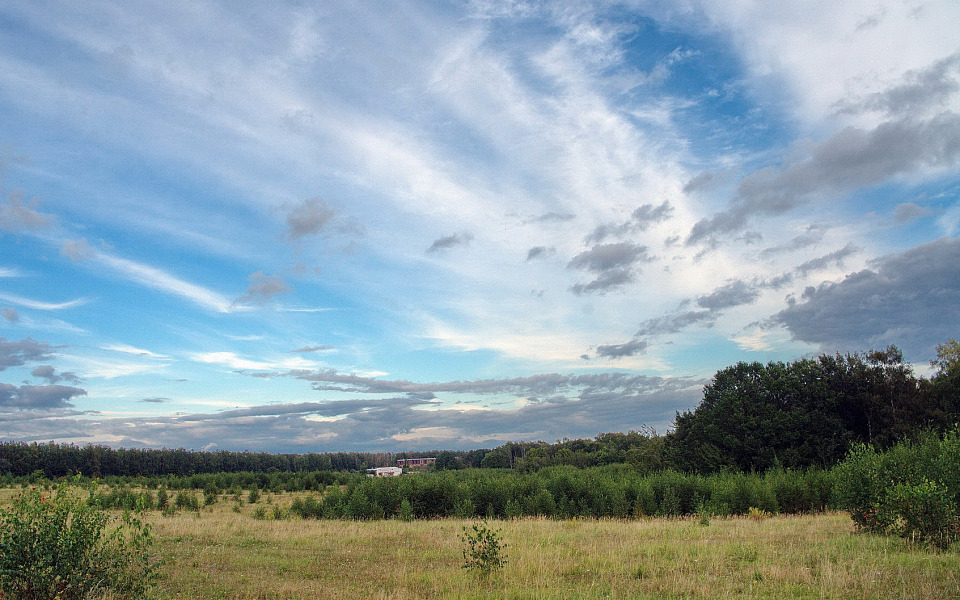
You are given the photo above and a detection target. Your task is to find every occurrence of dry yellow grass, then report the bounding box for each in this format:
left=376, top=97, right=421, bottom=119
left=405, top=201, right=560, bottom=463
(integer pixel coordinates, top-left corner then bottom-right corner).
left=2, top=487, right=957, bottom=598
left=145, top=500, right=960, bottom=600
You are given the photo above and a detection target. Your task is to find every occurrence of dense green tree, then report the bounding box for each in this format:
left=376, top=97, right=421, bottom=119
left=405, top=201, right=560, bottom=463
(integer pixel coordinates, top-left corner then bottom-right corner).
left=665, top=346, right=951, bottom=474
left=929, top=338, right=960, bottom=420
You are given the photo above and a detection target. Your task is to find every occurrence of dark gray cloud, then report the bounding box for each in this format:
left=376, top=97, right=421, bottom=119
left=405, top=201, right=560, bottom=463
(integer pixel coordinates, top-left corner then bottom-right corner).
left=31, top=365, right=81, bottom=385
left=286, top=197, right=336, bottom=240
left=632, top=201, right=673, bottom=226
left=762, top=273, right=794, bottom=289
left=596, top=339, right=648, bottom=358
left=794, top=244, right=860, bottom=277
left=836, top=53, right=960, bottom=117
left=696, top=279, right=760, bottom=310
left=892, top=203, right=934, bottom=224
left=0, top=337, right=57, bottom=371
left=427, top=232, right=473, bottom=253
left=585, top=202, right=673, bottom=244
left=682, top=172, right=716, bottom=194
left=584, top=222, right=635, bottom=244
left=526, top=246, right=554, bottom=261
left=140, top=397, right=170, bottom=403
left=235, top=272, right=290, bottom=305
left=2, top=308, right=17, bottom=323
left=526, top=212, right=575, bottom=224
left=0, top=383, right=86, bottom=410
left=0, top=371, right=703, bottom=451
left=775, top=236, right=960, bottom=360
left=588, top=243, right=863, bottom=360
left=759, top=224, right=828, bottom=258
left=289, top=369, right=576, bottom=396
left=0, top=192, right=54, bottom=232
left=636, top=310, right=715, bottom=337
left=290, top=345, right=333, bottom=353
left=687, top=112, right=960, bottom=245
left=570, top=268, right=636, bottom=295
left=567, top=242, right=650, bottom=272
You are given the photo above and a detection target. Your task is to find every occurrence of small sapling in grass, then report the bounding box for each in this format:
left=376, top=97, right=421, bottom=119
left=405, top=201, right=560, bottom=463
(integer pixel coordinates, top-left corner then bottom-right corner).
left=460, top=520, right=507, bottom=577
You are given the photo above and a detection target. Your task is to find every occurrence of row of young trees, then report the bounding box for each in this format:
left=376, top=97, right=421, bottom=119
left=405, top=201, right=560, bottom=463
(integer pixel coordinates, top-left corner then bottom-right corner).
left=286, top=464, right=837, bottom=521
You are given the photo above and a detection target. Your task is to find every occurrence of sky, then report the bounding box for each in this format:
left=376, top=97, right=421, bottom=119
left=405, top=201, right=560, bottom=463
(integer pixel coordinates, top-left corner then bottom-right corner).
left=1, top=0, right=959, bottom=453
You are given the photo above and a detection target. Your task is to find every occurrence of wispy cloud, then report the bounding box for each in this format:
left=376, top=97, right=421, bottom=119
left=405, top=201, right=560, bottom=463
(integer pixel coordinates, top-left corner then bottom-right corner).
left=190, top=351, right=317, bottom=372
left=95, top=253, right=236, bottom=313
left=0, top=293, right=88, bottom=311
left=101, top=344, right=168, bottom=359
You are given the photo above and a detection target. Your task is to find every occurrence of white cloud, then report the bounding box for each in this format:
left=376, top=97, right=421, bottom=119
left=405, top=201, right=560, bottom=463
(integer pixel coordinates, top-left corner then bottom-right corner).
left=189, top=351, right=318, bottom=372
left=0, top=293, right=89, bottom=311
left=101, top=344, right=168, bottom=359
left=61, top=354, right=170, bottom=380
left=95, top=253, right=237, bottom=313
left=695, top=0, right=960, bottom=126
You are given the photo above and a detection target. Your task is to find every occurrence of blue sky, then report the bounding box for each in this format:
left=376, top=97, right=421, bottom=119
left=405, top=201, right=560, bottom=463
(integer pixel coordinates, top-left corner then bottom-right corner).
left=1, top=0, right=959, bottom=453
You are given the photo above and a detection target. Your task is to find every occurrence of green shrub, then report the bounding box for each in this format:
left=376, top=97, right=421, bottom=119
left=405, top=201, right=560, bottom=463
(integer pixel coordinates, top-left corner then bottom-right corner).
left=175, top=489, right=200, bottom=511
left=398, top=498, right=414, bottom=522
left=834, top=443, right=885, bottom=531
left=0, top=485, right=158, bottom=600
left=453, top=497, right=475, bottom=519
left=835, top=428, right=960, bottom=548
left=460, top=520, right=507, bottom=577
left=883, top=478, right=959, bottom=549
left=290, top=495, right=323, bottom=519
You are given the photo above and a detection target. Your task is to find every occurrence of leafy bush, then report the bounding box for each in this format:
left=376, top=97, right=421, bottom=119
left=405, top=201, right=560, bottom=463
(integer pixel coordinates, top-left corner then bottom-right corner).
left=0, top=485, right=157, bottom=600
left=460, top=520, right=507, bottom=577
left=398, top=498, right=414, bottom=521
left=175, top=489, right=200, bottom=511
left=882, top=478, right=959, bottom=549
left=835, top=428, right=960, bottom=548
left=290, top=495, right=324, bottom=519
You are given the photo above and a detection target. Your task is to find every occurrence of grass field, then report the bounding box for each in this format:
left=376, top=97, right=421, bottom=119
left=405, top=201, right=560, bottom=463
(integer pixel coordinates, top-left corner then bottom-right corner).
left=139, top=496, right=959, bottom=600
left=2, top=487, right=957, bottom=599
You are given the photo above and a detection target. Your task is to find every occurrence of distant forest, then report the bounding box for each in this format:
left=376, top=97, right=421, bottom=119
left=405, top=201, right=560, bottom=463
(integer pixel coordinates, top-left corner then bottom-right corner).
left=2, top=342, right=958, bottom=480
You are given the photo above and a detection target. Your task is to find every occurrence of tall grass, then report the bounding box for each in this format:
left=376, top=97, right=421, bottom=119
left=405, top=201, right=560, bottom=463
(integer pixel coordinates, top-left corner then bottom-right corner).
left=145, top=509, right=959, bottom=599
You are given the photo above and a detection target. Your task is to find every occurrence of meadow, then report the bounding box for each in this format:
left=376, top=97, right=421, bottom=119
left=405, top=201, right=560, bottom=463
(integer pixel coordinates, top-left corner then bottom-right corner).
left=141, top=495, right=958, bottom=600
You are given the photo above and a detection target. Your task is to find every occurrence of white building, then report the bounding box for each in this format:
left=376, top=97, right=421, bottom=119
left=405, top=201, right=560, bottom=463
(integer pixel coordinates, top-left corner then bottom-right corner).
left=366, top=466, right=403, bottom=477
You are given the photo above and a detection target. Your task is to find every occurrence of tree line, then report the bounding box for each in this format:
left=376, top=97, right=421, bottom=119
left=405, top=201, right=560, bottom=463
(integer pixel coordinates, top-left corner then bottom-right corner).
left=2, top=341, right=957, bottom=480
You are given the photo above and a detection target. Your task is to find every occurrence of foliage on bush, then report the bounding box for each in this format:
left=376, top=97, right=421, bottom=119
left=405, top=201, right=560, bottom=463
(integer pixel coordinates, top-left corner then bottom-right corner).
left=835, top=428, right=960, bottom=549
left=460, top=520, right=507, bottom=576
left=0, top=484, right=158, bottom=600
